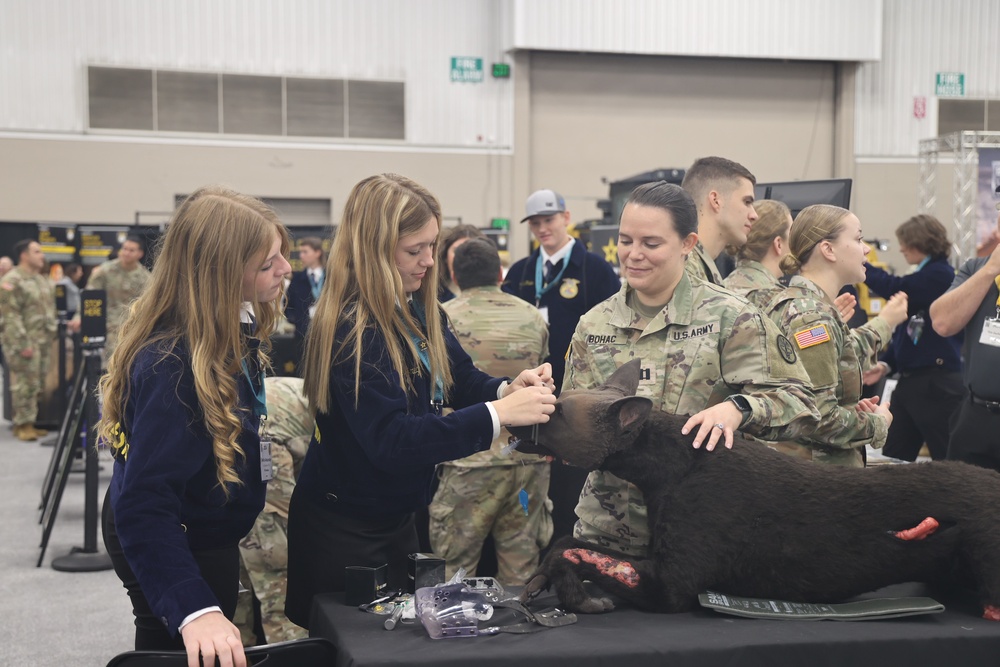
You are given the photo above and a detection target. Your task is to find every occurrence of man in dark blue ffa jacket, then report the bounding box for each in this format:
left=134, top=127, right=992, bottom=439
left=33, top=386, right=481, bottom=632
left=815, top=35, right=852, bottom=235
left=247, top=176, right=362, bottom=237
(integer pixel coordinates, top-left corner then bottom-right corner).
left=502, top=189, right=620, bottom=551
left=502, top=189, right=620, bottom=393
left=285, top=237, right=325, bottom=341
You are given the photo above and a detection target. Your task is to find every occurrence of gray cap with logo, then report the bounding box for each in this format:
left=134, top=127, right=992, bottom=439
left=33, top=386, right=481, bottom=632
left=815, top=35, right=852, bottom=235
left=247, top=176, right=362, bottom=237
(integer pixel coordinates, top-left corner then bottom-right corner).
left=521, top=189, right=566, bottom=222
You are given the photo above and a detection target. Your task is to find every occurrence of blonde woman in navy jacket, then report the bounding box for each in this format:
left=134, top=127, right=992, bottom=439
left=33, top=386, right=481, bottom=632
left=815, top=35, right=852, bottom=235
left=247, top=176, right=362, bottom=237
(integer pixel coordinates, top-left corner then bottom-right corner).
left=285, top=174, right=557, bottom=628
left=99, top=187, right=291, bottom=667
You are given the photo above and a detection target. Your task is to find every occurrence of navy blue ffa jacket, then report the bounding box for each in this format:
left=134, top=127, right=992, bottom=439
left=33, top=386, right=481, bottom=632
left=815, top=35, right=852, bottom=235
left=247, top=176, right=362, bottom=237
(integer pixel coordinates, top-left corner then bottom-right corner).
left=284, top=270, right=316, bottom=339
left=502, top=241, right=620, bottom=390
left=108, top=339, right=266, bottom=636
left=864, top=258, right=962, bottom=373
left=294, top=315, right=502, bottom=518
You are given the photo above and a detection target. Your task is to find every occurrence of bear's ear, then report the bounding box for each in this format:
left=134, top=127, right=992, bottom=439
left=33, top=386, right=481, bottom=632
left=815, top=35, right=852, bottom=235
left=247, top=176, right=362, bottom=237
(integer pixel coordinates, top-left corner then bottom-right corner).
left=608, top=396, right=653, bottom=444
left=602, top=359, right=643, bottom=397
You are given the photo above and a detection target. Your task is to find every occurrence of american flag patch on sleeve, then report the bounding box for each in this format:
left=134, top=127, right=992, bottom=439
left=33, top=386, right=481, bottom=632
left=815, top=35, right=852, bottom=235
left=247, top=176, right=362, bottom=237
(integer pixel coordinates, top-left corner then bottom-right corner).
left=793, top=324, right=831, bottom=349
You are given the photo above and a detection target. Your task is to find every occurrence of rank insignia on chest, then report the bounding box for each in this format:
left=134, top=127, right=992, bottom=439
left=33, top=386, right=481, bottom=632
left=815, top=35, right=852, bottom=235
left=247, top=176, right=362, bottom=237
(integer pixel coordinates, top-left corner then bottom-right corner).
left=559, top=278, right=580, bottom=299
left=793, top=324, right=830, bottom=349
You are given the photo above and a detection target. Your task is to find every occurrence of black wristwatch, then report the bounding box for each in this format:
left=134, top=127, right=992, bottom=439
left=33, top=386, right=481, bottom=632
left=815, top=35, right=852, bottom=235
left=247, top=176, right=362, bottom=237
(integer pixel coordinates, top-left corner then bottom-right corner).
left=726, top=395, right=753, bottom=428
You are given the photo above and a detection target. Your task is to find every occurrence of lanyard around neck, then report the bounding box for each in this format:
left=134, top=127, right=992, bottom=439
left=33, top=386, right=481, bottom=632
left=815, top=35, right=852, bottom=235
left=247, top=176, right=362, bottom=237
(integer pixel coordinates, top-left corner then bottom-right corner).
left=406, top=299, right=444, bottom=404
left=994, top=276, right=1000, bottom=316
left=241, top=357, right=267, bottom=418
left=239, top=318, right=266, bottom=418
left=534, top=253, right=569, bottom=302
left=309, top=270, right=323, bottom=299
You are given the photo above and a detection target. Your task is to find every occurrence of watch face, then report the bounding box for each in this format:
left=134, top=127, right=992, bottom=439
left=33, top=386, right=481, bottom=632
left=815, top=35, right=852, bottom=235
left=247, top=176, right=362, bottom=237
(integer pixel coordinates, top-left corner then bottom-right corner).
left=730, top=395, right=751, bottom=412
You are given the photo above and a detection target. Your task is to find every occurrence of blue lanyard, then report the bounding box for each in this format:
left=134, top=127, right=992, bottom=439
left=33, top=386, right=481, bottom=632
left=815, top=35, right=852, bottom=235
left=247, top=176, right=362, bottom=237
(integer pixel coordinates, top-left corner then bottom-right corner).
left=406, top=300, right=445, bottom=405
left=241, top=357, right=267, bottom=419
left=309, top=271, right=323, bottom=300
left=534, top=253, right=569, bottom=302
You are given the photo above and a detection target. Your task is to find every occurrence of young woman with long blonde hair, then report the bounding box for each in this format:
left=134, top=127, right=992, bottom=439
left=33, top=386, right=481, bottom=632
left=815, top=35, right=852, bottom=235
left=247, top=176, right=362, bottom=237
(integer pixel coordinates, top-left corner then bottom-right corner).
left=285, top=174, right=556, bottom=628
left=99, top=186, right=291, bottom=667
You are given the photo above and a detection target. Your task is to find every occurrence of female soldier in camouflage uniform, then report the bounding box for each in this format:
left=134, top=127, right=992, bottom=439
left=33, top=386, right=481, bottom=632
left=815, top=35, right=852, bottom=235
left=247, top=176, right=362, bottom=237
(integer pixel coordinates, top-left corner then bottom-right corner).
left=566, top=182, right=821, bottom=558
left=722, top=200, right=792, bottom=310
left=764, top=204, right=909, bottom=467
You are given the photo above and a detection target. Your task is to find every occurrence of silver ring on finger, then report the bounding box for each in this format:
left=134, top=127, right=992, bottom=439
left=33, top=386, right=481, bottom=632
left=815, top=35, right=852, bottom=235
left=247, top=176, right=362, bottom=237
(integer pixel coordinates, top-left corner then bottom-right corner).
left=713, top=423, right=725, bottom=430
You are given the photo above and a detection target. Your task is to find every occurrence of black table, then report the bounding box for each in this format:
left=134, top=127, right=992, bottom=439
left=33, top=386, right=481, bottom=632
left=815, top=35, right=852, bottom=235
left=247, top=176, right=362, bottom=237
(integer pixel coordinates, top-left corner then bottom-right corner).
left=309, top=583, right=1000, bottom=667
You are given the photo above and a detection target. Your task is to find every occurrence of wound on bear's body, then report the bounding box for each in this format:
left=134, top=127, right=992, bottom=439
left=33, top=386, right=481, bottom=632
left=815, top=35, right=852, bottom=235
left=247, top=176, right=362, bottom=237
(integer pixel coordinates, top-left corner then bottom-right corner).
left=564, top=548, right=640, bottom=588
left=894, top=517, right=939, bottom=541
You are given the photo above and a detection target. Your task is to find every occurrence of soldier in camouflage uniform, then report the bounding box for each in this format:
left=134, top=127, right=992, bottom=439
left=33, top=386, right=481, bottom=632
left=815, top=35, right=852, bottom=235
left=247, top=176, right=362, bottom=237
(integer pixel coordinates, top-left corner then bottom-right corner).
left=685, top=239, right=725, bottom=285
left=723, top=200, right=792, bottom=310
left=429, top=239, right=553, bottom=585
left=681, top=156, right=759, bottom=286
left=0, top=256, right=11, bottom=366
left=70, top=235, right=151, bottom=359
left=0, top=240, right=57, bottom=441
left=763, top=205, right=909, bottom=467
left=234, top=375, right=311, bottom=643
left=567, top=183, right=820, bottom=558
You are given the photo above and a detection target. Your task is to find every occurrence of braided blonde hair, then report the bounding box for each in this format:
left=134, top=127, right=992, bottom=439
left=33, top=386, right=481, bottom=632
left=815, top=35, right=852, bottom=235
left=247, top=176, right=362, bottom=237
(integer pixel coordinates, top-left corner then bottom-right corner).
left=779, top=204, right=851, bottom=275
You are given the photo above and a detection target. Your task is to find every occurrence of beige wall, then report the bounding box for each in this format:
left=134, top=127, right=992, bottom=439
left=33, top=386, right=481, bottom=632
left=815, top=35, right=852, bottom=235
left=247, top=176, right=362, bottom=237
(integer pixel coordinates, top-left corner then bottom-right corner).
left=851, top=161, right=920, bottom=272
left=0, top=53, right=935, bottom=273
left=851, top=160, right=963, bottom=273
left=0, top=136, right=517, bottom=230
left=527, top=52, right=838, bottom=222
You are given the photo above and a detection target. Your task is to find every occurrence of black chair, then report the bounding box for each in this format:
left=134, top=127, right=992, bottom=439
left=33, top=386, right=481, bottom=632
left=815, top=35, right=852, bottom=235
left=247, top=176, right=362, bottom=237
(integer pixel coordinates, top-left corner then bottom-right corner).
left=105, top=637, right=337, bottom=667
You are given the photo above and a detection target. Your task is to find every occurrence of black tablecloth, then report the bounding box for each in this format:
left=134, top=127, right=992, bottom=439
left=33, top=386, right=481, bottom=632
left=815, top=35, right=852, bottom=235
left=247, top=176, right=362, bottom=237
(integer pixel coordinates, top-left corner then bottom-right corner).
left=310, top=583, right=1000, bottom=667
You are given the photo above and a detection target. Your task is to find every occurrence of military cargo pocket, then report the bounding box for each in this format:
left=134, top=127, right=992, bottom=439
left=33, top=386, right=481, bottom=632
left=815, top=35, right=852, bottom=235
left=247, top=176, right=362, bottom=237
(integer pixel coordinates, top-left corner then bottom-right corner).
left=428, top=467, right=463, bottom=561
left=427, top=499, right=457, bottom=561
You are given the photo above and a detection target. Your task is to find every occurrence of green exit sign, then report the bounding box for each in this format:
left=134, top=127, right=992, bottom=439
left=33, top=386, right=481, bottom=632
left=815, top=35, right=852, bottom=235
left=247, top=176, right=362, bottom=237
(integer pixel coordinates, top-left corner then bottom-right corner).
left=490, top=218, right=510, bottom=229
left=492, top=63, right=511, bottom=78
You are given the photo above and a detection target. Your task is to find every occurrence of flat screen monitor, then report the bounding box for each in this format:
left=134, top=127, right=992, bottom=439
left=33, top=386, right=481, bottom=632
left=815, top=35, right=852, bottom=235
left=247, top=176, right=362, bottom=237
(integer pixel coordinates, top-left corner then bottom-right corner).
left=608, top=168, right=685, bottom=226
left=754, top=179, right=852, bottom=218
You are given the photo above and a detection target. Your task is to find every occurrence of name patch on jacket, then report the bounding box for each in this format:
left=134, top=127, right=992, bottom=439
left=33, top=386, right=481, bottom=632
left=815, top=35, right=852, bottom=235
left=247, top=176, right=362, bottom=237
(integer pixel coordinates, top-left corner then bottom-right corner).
left=587, top=334, right=619, bottom=345
left=672, top=324, right=716, bottom=341
left=794, top=324, right=830, bottom=349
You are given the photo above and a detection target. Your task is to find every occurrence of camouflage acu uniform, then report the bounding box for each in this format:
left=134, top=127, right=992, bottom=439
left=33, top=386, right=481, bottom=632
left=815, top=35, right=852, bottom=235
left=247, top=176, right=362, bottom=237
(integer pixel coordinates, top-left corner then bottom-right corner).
left=567, top=275, right=820, bottom=556
left=722, top=259, right=785, bottom=311
left=0, top=267, right=56, bottom=426
left=235, top=376, right=310, bottom=643
left=761, top=275, right=893, bottom=467
left=428, top=285, right=553, bottom=585
left=684, top=241, right=724, bottom=285
left=84, top=259, right=151, bottom=357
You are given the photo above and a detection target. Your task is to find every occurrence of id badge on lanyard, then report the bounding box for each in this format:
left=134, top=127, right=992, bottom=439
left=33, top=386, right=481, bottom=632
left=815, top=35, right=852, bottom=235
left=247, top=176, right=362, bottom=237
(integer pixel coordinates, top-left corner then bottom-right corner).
left=259, top=415, right=272, bottom=482
left=260, top=435, right=273, bottom=481
left=981, top=277, right=1000, bottom=349
left=242, top=356, right=271, bottom=481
